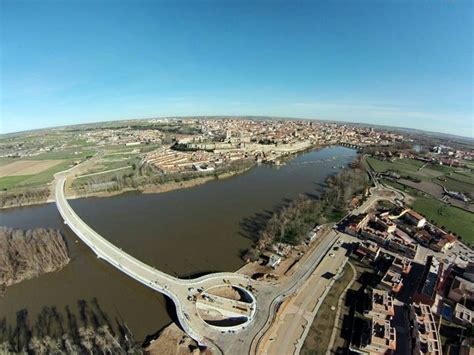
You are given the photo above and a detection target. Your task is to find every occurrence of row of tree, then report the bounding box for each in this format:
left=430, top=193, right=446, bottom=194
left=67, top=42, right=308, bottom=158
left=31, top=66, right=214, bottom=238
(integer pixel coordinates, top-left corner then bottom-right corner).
left=0, top=187, right=50, bottom=208
left=73, top=157, right=256, bottom=195
left=243, top=156, right=369, bottom=260
left=0, top=298, right=141, bottom=354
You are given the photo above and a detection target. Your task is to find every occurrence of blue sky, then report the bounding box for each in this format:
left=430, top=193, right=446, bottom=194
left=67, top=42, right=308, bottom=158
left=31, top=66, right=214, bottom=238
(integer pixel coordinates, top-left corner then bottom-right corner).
left=1, top=0, right=472, bottom=136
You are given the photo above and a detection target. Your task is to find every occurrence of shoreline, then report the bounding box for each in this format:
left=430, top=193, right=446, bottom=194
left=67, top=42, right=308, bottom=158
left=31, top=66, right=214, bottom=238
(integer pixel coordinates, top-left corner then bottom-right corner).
left=0, top=165, right=254, bottom=211
left=0, top=144, right=331, bottom=212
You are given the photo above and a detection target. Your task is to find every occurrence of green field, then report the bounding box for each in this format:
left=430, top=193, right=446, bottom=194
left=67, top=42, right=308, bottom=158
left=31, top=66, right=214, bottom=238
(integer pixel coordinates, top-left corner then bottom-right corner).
left=0, top=160, right=75, bottom=191
left=381, top=178, right=421, bottom=196
left=29, top=149, right=96, bottom=160
left=17, top=160, right=74, bottom=187
left=0, top=175, right=31, bottom=190
left=368, top=157, right=474, bottom=196
left=373, top=156, right=474, bottom=242
left=367, top=157, right=425, bottom=173
left=411, top=197, right=474, bottom=242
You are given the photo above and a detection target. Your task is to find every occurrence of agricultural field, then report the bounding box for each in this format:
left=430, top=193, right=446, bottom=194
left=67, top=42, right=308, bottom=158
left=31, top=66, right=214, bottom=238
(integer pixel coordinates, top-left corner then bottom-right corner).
left=372, top=156, right=474, bottom=242
left=367, top=157, right=474, bottom=204
left=28, top=149, right=96, bottom=161
left=367, top=157, right=426, bottom=174
left=0, top=160, right=64, bottom=177
left=411, top=197, right=474, bottom=243
left=0, top=160, right=75, bottom=190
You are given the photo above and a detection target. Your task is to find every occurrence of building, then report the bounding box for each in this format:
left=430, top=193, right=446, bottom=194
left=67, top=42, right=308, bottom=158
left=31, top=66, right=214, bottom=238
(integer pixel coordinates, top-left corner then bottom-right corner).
left=305, top=225, right=321, bottom=243
left=390, top=255, right=412, bottom=275
left=266, top=253, right=282, bottom=269
left=364, top=289, right=395, bottom=320
left=345, top=213, right=371, bottom=236
left=432, top=235, right=457, bottom=253
left=463, top=262, right=474, bottom=282
left=409, top=303, right=442, bottom=355
left=355, top=241, right=381, bottom=261
left=448, top=276, right=474, bottom=303
left=358, top=317, right=397, bottom=354
left=387, top=229, right=418, bottom=259
left=379, top=268, right=404, bottom=294
left=404, top=210, right=426, bottom=228
left=413, top=256, right=444, bottom=306
left=453, top=302, right=474, bottom=326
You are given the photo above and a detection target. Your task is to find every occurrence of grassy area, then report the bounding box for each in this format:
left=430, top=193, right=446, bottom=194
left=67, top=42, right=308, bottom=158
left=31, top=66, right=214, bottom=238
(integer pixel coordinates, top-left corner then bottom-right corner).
left=411, top=197, right=474, bottom=242
left=443, top=176, right=474, bottom=195
left=450, top=171, right=474, bottom=184
left=381, top=178, right=421, bottom=196
left=78, top=155, right=140, bottom=176
left=74, top=167, right=134, bottom=185
left=367, top=157, right=473, bottom=184
left=0, top=175, right=31, bottom=190
left=367, top=157, right=424, bottom=174
left=28, top=149, right=96, bottom=160
left=0, top=160, right=75, bottom=191
left=301, top=264, right=355, bottom=355
left=0, top=158, right=15, bottom=166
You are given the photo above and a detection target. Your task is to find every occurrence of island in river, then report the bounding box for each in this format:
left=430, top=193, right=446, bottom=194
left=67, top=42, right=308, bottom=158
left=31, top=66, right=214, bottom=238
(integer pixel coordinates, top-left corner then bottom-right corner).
left=0, top=227, right=69, bottom=295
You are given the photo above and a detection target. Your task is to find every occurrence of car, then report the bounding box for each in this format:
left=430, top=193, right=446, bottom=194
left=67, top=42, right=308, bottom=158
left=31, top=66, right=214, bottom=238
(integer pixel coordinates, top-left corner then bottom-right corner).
left=329, top=253, right=335, bottom=258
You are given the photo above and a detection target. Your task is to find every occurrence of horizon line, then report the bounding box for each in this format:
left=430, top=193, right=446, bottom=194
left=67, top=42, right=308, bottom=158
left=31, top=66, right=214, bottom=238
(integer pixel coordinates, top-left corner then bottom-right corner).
left=1, top=115, right=473, bottom=141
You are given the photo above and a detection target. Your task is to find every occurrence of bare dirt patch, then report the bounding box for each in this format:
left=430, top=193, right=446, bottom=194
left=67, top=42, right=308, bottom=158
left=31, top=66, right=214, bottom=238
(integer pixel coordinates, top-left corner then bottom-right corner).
left=206, top=285, right=242, bottom=301
left=0, top=160, right=63, bottom=177
left=399, top=179, right=444, bottom=199
left=144, top=323, right=204, bottom=355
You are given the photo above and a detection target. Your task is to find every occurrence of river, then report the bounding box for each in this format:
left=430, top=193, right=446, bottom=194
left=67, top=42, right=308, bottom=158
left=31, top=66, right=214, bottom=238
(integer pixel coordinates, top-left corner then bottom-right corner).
left=0, top=146, right=357, bottom=341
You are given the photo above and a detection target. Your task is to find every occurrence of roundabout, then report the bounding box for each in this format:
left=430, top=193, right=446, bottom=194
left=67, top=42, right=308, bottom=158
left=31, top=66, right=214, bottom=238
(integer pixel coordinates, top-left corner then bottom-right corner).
left=54, top=171, right=258, bottom=348
left=195, top=284, right=257, bottom=332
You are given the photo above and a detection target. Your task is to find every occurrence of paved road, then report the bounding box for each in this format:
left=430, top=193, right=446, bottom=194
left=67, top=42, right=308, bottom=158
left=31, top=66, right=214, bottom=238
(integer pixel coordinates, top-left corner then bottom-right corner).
left=54, top=173, right=257, bottom=349
left=259, top=234, right=356, bottom=354
left=53, top=158, right=407, bottom=354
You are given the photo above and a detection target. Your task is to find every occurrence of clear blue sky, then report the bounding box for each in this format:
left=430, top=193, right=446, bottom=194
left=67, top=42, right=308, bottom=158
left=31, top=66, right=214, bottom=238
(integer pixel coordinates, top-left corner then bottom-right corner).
left=1, top=0, right=472, bottom=136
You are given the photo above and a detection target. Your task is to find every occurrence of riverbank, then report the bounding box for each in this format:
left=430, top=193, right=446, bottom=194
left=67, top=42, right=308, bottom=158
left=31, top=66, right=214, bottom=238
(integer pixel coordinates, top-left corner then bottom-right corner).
left=0, top=164, right=255, bottom=211
left=0, top=144, right=326, bottom=211
left=0, top=145, right=359, bottom=347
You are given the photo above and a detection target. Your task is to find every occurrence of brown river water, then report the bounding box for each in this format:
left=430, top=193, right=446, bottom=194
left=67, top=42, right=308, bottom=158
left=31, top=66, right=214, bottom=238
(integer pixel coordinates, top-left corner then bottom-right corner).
left=0, top=146, right=357, bottom=341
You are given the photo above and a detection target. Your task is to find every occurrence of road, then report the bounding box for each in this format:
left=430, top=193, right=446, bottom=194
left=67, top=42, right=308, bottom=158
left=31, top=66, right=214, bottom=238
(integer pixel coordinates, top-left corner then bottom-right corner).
left=249, top=177, right=401, bottom=355
left=257, top=234, right=355, bottom=354
left=54, top=172, right=257, bottom=350
left=52, top=157, right=406, bottom=354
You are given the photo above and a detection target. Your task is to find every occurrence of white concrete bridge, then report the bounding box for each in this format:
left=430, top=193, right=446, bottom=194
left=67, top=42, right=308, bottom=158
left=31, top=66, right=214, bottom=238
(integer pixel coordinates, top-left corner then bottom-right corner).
left=54, top=174, right=257, bottom=347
